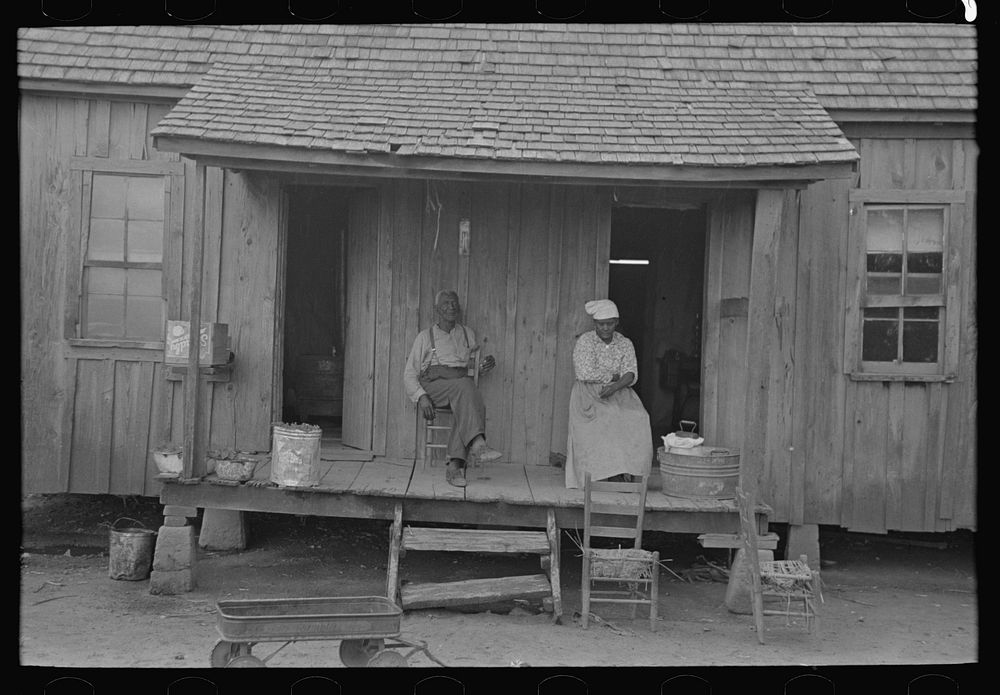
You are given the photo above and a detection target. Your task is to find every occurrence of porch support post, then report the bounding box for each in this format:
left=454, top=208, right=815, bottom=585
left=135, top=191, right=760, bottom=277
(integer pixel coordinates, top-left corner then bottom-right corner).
left=726, top=188, right=792, bottom=612
left=182, top=163, right=207, bottom=480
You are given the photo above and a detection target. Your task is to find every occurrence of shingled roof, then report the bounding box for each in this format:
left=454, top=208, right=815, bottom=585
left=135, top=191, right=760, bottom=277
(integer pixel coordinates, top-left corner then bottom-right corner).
left=15, top=24, right=976, bottom=172
left=17, top=23, right=977, bottom=112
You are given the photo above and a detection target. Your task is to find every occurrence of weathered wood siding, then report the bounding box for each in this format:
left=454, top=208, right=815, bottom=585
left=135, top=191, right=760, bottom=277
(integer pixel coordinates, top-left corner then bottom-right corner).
left=788, top=134, right=977, bottom=532
left=20, top=93, right=182, bottom=496
left=360, top=180, right=610, bottom=464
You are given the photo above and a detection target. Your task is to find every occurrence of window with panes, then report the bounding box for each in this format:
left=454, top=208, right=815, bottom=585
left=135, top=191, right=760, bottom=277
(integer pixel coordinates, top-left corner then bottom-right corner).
left=81, top=173, right=166, bottom=340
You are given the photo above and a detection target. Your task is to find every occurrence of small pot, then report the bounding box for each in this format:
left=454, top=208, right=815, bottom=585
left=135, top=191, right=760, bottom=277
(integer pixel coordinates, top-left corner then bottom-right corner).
left=152, top=449, right=183, bottom=477
left=215, top=456, right=257, bottom=482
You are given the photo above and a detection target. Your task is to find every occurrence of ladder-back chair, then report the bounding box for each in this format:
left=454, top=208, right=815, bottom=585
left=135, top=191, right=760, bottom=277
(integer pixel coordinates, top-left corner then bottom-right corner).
left=422, top=349, right=480, bottom=468
left=580, top=472, right=659, bottom=631
left=736, top=486, right=820, bottom=643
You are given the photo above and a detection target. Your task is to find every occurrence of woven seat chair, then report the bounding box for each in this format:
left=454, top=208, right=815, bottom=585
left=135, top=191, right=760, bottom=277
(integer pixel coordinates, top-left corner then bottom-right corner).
left=736, top=487, right=820, bottom=643
left=580, top=472, right=659, bottom=631
left=422, top=350, right=480, bottom=468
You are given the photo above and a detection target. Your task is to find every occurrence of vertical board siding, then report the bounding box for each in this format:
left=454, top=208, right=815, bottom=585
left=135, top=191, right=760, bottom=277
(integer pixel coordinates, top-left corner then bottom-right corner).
left=794, top=178, right=850, bottom=525
left=109, top=361, right=155, bottom=494
left=21, top=95, right=68, bottom=491
left=704, top=192, right=754, bottom=449
left=210, top=172, right=280, bottom=452
left=764, top=190, right=799, bottom=522
left=371, top=183, right=395, bottom=456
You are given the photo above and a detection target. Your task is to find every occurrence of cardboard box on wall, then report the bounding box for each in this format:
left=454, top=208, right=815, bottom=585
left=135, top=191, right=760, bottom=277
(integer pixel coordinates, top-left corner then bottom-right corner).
left=164, top=321, right=230, bottom=366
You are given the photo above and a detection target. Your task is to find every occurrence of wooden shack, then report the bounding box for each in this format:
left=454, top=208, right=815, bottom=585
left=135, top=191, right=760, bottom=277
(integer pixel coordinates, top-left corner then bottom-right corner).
left=19, top=24, right=976, bottom=539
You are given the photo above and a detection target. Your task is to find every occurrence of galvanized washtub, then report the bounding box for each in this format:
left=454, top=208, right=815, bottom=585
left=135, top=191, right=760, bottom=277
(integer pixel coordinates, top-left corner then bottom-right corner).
left=657, top=445, right=740, bottom=500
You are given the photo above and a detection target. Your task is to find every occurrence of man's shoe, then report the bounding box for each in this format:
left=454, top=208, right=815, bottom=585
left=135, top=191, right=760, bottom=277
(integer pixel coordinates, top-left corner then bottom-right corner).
left=445, top=465, right=467, bottom=488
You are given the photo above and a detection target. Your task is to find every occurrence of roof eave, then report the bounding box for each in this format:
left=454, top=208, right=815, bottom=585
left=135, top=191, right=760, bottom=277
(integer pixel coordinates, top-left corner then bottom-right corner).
left=153, top=135, right=857, bottom=186
left=19, top=77, right=189, bottom=102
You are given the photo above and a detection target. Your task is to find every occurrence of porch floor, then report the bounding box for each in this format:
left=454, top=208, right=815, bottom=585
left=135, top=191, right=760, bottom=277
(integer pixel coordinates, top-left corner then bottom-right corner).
left=160, top=443, right=767, bottom=535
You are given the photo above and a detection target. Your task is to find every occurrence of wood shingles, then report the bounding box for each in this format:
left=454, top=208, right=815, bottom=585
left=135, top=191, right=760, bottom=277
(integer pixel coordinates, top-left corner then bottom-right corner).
left=17, top=23, right=976, bottom=112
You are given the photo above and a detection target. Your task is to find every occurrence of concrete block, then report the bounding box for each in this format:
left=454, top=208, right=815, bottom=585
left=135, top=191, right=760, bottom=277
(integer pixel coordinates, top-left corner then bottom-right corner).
left=198, top=508, right=249, bottom=551
left=152, top=524, right=195, bottom=572
left=163, top=516, right=188, bottom=527
left=724, top=547, right=774, bottom=614
left=149, top=568, right=194, bottom=595
left=785, top=524, right=821, bottom=569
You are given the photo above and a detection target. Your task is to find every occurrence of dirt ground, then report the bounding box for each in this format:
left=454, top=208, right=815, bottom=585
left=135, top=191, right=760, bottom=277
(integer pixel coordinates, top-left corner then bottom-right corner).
left=19, top=493, right=978, bottom=688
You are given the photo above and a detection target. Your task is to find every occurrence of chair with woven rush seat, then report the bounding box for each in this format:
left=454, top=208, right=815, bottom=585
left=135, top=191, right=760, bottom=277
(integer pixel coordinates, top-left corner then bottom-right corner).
left=580, top=472, right=659, bottom=631
left=422, top=350, right=480, bottom=469
left=736, top=486, right=820, bottom=643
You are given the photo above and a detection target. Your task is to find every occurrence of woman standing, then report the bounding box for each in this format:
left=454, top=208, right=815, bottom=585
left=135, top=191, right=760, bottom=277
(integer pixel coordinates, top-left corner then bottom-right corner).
left=565, top=299, right=654, bottom=489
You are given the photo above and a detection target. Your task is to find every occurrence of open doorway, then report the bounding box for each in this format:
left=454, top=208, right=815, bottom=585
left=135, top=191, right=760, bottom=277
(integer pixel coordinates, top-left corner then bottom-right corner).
left=608, top=205, right=706, bottom=443
left=281, top=185, right=350, bottom=440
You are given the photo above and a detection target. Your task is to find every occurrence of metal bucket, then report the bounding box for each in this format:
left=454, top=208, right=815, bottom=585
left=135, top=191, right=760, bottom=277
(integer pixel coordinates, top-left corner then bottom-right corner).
left=657, top=445, right=740, bottom=499
left=108, top=517, right=156, bottom=581
left=270, top=424, right=322, bottom=487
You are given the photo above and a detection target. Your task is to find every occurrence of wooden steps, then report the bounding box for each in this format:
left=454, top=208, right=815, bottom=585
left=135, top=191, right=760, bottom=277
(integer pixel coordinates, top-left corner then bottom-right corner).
left=385, top=506, right=563, bottom=623
left=401, top=527, right=550, bottom=554
left=401, top=574, right=552, bottom=610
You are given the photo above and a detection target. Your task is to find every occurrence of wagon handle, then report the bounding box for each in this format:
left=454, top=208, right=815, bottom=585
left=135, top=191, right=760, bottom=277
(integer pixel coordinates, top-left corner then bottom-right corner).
left=111, top=517, right=149, bottom=531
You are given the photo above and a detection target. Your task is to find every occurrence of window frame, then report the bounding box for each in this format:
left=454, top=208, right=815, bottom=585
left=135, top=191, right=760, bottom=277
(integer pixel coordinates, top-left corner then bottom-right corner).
left=844, top=188, right=965, bottom=382
left=66, top=158, right=184, bottom=352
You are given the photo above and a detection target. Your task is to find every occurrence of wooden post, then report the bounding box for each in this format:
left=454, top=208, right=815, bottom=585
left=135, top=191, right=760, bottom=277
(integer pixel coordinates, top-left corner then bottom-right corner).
left=546, top=508, right=563, bottom=624
left=385, top=502, right=403, bottom=606
left=739, top=189, right=788, bottom=502
left=182, top=163, right=206, bottom=480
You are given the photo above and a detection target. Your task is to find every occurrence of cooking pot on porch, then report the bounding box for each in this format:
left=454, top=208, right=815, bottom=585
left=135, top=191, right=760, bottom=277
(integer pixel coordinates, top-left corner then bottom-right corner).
left=657, top=445, right=740, bottom=500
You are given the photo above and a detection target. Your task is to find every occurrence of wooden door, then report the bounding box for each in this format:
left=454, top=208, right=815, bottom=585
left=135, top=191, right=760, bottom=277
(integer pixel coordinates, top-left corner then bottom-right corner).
left=341, top=188, right=379, bottom=450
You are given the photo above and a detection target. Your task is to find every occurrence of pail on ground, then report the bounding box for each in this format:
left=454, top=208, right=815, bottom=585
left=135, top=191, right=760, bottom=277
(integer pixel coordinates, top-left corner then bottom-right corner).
left=657, top=445, right=740, bottom=499
left=270, top=423, right=322, bottom=487
left=108, top=517, right=156, bottom=581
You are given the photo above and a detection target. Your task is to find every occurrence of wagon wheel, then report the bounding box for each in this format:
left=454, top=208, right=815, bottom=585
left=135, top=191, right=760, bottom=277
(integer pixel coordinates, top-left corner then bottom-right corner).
left=367, top=650, right=409, bottom=668
left=338, top=638, right=385, bottom=667
left=226, top=654, right=266, bottom=668
left=210, top=639, right=252, bottom=668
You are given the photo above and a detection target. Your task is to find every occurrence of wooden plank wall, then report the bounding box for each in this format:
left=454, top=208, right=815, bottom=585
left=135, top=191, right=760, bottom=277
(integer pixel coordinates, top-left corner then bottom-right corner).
left=362, top=179, right=608, bottom=465
left=201, top=171, right=284, bottom=454
left=791, top=134, right=978, bottom=532
left=701, top=191, right=756, bottom=450
left=20, top=93, right=183, bottom=496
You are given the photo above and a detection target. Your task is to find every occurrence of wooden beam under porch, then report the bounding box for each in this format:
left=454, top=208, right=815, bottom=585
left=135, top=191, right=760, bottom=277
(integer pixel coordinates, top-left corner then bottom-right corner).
left=159, top=456, right=769, bottom=536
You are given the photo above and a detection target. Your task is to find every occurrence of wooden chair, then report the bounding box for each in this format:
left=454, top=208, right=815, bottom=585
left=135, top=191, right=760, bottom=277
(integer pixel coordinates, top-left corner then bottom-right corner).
left=736, top=486, right=820, bottom=643
left=422, top=350, right=480, bottom=469
left=580, top=472, right=659, bottom=631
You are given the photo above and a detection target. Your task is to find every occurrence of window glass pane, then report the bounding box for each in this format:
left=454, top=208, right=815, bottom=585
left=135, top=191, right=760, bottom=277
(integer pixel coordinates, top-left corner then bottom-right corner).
left=864, top=308, right=898, bottom=319
left=866, top=209, right=904, bottom=252
left=906, top=275, right=942, bottom=294
left=907, top=208, right=944, bottom=252
left=907, top=252, right=942, bottom=273
left=126, top=177, right=164, bottom=220
left=125, top=296, right=164, bottom=339
left=91, top=175, right=126, bottom=219
left=862, top=318, right=899, bottom=362
left=903, top=319, right=939, bottom=363
left=903, top=307, right=939, bottom=320
left=86, top=267, right=125, bottom=295
left=85, top=294, right=124, bottom=337
left=126, top=269, right=162, bottom=297
left=867, top=253, right=903, bottom=273
left=87, top=219, right=125, bottom=261
left=868, top=276, right=902, bottom=295
left=127, top=220, right=164, bottom=263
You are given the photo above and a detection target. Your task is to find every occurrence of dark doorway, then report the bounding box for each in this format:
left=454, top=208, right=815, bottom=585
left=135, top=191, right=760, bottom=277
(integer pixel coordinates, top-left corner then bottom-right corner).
left=609, top=205, right=706, bottom=442
left=282, top=186, right=350, bottom=438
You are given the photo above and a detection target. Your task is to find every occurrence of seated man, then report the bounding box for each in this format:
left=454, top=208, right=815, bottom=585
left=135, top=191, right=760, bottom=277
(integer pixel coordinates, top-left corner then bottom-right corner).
left=404, top=289, right=503, bottom=487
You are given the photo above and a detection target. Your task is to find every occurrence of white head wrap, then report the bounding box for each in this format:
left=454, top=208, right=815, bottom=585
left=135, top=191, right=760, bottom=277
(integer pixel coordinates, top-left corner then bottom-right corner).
left=585, top=299, right=619, bottom=320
